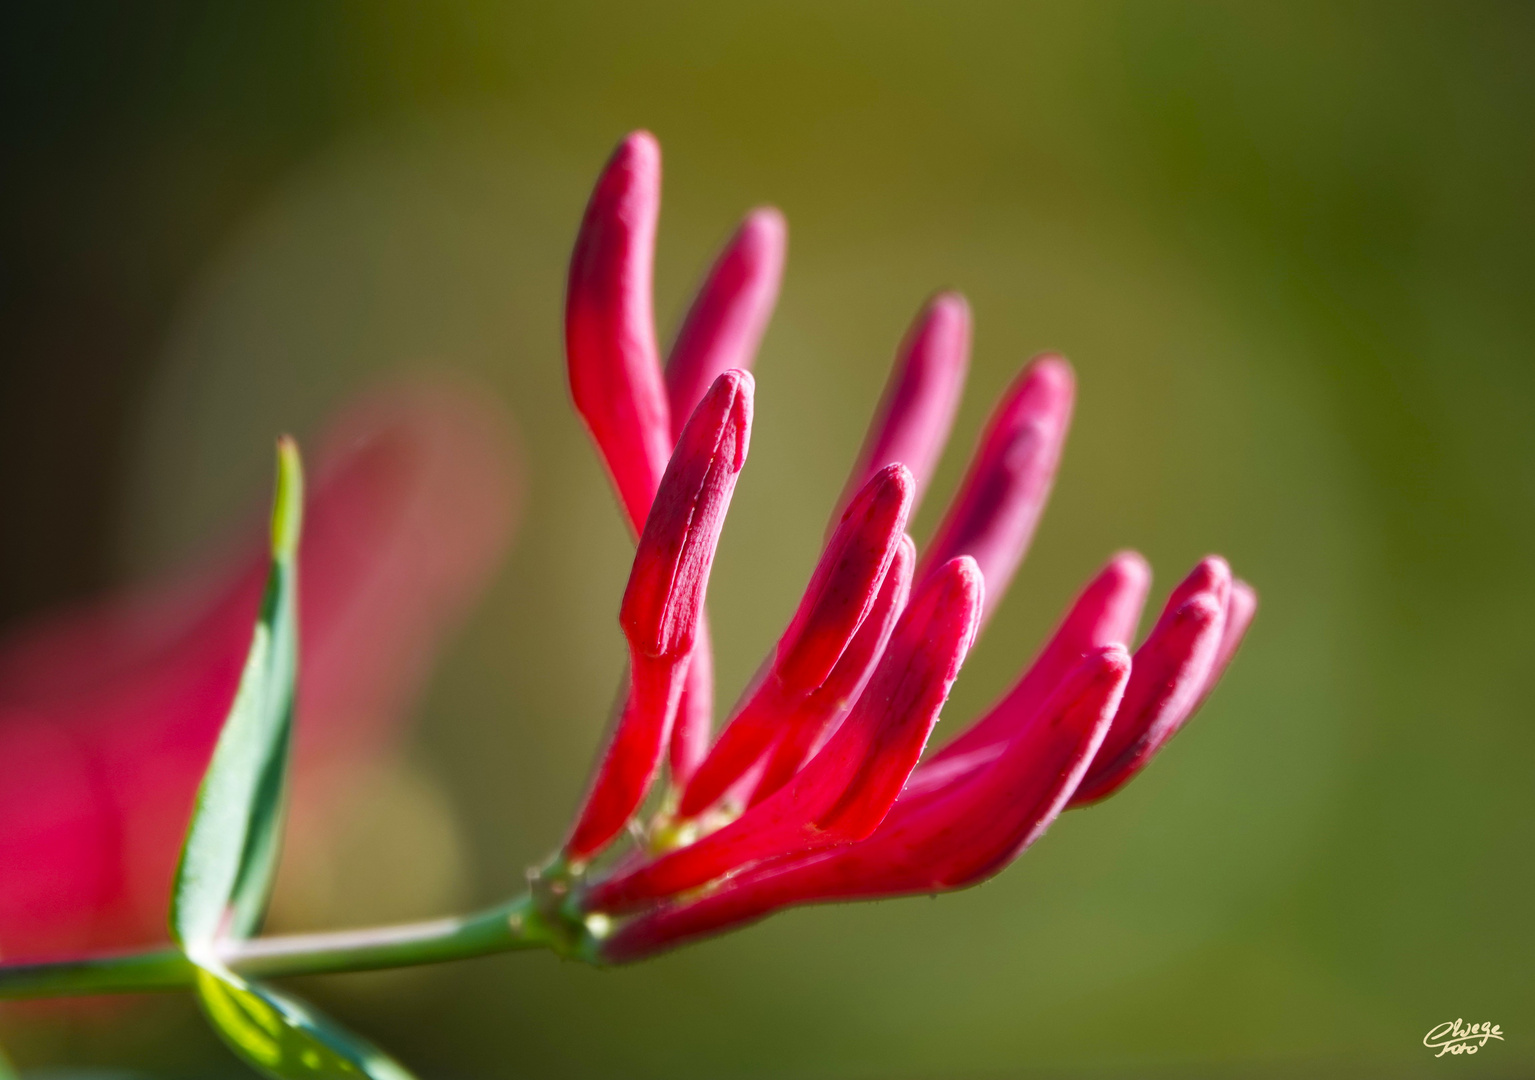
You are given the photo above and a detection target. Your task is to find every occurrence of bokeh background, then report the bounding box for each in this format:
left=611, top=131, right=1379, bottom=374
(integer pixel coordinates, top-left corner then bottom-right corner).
left=3, top=2, right=1532, bottom=1077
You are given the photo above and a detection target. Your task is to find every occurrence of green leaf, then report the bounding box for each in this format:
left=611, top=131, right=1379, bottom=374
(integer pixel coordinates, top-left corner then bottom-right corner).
left=0, top=1041, right=17, bottom=1080
left=171, top=438, right=304, bottom=949
left=195, top=966, right=415, bottom=1080
left=168, top=443, right=417, bottom=1076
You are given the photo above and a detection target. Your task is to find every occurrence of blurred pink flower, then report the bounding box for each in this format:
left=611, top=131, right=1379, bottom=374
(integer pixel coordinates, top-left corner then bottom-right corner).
left=0, top=382, right=519, bottom=960
left=548, top=132, right=1257, bottom=961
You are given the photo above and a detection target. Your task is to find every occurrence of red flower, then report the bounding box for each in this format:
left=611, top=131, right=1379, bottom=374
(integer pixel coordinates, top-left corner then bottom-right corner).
left=0, top=383, right=518, bottom=960
left=549, top=132, right=1257, bottom=961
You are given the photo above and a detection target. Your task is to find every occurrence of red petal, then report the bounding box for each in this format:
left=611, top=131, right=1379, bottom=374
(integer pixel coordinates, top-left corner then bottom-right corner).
left=1069, top=558, right=1231, bottom=805
left=667, top=616, right=715, bottom=788
left=665, top=208, right=786, bottom=431
left=832, top=293, right=970, bottom=523
left=566, top=131, right=673, bottom=533
left=748, top=535, right=915, bottom=806
left=620, top=371, right=753, bottom=661
left=919, top=355, right=1074, bottom=622
left=776, top=464, right=913, bottom=694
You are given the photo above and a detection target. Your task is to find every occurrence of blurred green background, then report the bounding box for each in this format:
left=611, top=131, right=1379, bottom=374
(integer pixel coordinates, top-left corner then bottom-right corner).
left=2, top=2, right=1531, bottom=1077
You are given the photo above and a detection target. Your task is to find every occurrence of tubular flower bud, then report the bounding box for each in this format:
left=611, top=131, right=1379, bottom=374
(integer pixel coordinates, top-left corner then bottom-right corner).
left=543, top=134, right=1255, bottom=961
left=620, top=372, right=753, bottom=661
left=666, top=208, right=787, bottom=428
left=748, top=535, right=915, bottom=807
left=1070, top=558, right=1236, bottom=805
left=831, top=292, right=970, bottom=524
left=919, top=355, right=1074, bottom=621
left=776, top=464, right=914, bottom=694
left=1190, top=579, right=1257, bottom=716
left=565, top=131, right=672, bottom=533
left=677, top=467, right=914, bottom=819
left=667, top=617, right=715, bottom=788
left=566, top=372, right=753, bottom=859
left=662, top=208, right=785, bottom=787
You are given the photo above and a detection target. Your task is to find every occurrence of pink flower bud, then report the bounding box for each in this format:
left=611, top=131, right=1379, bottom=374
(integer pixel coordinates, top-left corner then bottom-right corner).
left=566, top=131, right=673, bottom=534
left=620, top=372, right=753, bottom=661
left=1070, top=557, right=1232, bottom=805
left=777, top=464, right=914, bottom=694
left=667, top=616, right=715, bottom=788
left=919, top=355, right=1074, bottom=621
left=832, top=292, right=970, bottom=523
left=1191, top=579, right=1257, bottom=714
left=748, top=535, right=915, bottom=806
left=666, top=208, right=787, bottom=429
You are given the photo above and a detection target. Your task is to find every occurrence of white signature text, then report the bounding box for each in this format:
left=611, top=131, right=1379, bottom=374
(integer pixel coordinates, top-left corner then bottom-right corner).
left=1424, top=1019, right=1503, bottom=1057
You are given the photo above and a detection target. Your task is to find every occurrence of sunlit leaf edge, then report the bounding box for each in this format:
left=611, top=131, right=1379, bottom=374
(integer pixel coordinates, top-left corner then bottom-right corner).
left=195, top=965, right=416, bottom=1080
left=170, top=439, right=304, bottom=948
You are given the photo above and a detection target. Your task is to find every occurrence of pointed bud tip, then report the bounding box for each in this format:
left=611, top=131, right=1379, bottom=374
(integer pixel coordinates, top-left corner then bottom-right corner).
left=586, top=131, right=662, bottom=219
left=1104, top=550, right=1152, bottom=591
left=956, top=556, right=985, bottom=643
left=613, top=129, right=661, bottom=170
left=1021, top=353, right=1075, bottom=400
left=1172, top=592, right=1225, bottom=631
left=741, top=206, right=788, bottom=248
left=925, top=290, right=971, bottom=326
left=932, top=555, right=985, bottom=652
left=1088, top=642, right=1133, bottom=679
left=1183, top=555, right=1233, bottom=598
left=677, top=367, right=754, bottom=469
left=716, top=369, right=755, bottom=471
left=870, top=460, right=916, bottom=500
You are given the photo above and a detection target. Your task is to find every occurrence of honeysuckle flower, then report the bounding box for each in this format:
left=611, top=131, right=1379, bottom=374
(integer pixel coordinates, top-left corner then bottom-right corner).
left=0, top=383, right=517, bottom=960
left=541, top=131, right=1256, bottom=962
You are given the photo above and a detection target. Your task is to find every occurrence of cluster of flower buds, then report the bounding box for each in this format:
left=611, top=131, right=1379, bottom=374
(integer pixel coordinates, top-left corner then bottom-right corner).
left=550, top=131, right=1255, bottom=962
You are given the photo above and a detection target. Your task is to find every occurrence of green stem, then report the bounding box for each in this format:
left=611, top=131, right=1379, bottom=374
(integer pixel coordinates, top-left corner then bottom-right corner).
left=0, top=895, right=560, bottom=999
